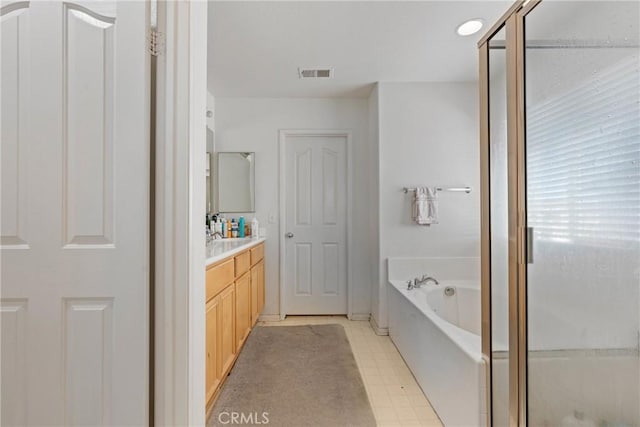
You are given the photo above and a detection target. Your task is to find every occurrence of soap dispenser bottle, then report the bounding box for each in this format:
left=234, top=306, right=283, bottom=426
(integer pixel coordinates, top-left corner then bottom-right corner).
left=238, top=217, right=245, bottom=238
left=251, top=218, right=259, bottom=238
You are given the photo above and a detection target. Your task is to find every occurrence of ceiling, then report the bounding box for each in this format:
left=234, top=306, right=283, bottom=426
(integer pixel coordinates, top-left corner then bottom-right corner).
left=208, top=1, right=511, bottom=98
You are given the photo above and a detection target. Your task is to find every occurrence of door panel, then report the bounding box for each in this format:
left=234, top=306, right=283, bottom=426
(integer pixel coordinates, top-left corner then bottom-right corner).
left=322, top=244, right=339, bottom=295
left=487, top=25, right=510, bottom=427
left=220, top=285, right=236, bottom=375
left=1, top=1, right=29, bottom=248
left=251, top=265, right=259, bottom=325
left=284, top=135, right=348, bottom=315
left=257, top=260, right=265, bottom=313
left=235, top=272, right=251, bottom=348
left=64, top=299, right=114, bottom=426
left=206, top=296, right=221, bottom=405
left=524, top=2, right=640, bottom=426
left=0, top=2, right=149, bottom=425
left=295, top=243, right=312, bottom=295
left=64, top=3, right=116, bottom=246
left=1, top=300, right=28, bottom=425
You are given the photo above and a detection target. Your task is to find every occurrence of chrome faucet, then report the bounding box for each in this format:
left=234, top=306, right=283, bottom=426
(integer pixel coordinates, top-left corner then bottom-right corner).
left=414, top=275, right=439, bottom=288
left=206, top=228, right=224, bottom=243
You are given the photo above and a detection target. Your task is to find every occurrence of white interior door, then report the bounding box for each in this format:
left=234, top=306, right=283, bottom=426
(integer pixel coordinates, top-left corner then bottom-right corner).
left=1, top=1, right=149, bottom=425
left=283, top=133, right=348, bottom=315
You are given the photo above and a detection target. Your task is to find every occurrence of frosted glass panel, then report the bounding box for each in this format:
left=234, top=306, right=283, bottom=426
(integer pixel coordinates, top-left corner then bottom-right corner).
left=488, top=26, right=510, bottom=427
left=525, top=2, right=640, bottom=426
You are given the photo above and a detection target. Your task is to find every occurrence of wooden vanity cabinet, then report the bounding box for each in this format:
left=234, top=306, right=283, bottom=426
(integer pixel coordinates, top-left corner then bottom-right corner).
left=205, top=242, right=265, bottom=413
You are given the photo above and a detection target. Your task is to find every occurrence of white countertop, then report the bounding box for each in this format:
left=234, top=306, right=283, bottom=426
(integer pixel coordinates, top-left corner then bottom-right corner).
left=205, top=237, right=266, bottom=267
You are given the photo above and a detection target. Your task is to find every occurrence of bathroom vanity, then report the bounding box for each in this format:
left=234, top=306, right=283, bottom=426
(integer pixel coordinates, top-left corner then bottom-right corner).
left=205, top=238, right=266, bottom=414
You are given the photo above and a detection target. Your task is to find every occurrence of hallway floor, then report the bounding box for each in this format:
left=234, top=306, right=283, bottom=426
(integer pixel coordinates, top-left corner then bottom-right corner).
left=259, top=316, right=444, bottom=427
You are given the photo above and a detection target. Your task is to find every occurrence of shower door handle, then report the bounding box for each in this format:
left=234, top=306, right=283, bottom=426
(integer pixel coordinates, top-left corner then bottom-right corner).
left=527, top=227, right=534, bottom=264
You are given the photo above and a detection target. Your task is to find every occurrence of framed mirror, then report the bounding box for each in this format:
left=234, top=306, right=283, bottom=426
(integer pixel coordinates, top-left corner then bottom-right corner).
left=214, top=152, right=255, bottom=213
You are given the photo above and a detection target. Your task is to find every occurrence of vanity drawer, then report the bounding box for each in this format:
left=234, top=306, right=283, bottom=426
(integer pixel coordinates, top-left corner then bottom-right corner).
left=235, top=251, right=251, bottom=277
left=250, top=244, right=264, bottom=265
left=206, top=258, right=235, bottom=301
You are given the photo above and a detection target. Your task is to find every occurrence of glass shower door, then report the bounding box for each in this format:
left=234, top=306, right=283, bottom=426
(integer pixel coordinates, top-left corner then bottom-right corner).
left=524, top=2, right=640, bottom=426
left=487, top=26, right=510, bottom=427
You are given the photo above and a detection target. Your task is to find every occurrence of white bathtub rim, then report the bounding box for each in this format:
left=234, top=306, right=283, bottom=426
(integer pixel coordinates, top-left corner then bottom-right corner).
left=388, top=279, right=483, bottom=363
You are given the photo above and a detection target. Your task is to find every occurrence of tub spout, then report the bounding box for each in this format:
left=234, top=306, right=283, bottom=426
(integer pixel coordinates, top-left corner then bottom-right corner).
left=414, top=275, right=439, bottom=288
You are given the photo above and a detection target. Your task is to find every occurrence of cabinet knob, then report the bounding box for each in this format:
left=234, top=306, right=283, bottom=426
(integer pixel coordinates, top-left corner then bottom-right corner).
left=286, top=232, right=294, bottom=238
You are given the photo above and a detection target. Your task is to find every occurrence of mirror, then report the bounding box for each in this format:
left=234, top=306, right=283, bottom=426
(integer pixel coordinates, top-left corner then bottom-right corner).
left=214, top=152, right=255, bottom=213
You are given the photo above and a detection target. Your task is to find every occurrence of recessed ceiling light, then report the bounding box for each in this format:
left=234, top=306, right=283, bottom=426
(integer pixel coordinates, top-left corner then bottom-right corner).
left=456, top=19, right=484, bottom=36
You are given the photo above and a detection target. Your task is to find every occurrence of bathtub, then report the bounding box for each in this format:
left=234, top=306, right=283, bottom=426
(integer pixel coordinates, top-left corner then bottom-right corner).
left=388, top=279, right=486, bottom=427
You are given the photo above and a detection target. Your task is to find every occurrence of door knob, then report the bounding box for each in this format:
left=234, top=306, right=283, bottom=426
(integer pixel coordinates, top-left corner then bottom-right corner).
left=286, top=232, right=294, bottom=238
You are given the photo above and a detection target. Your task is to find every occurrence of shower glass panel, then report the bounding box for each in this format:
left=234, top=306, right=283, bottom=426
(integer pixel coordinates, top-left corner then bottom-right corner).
left=525, top=2, right=640, bottom=426
left=488, top=26, right=510, bottom=427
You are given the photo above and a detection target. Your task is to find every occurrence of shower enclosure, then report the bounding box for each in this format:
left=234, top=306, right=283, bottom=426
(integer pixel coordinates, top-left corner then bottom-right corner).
left=479, top=1, right=640, bottom=426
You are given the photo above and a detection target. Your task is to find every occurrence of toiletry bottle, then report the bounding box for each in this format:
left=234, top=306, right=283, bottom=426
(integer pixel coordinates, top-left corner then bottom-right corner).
left=231, top=219, right=238, bottom=238
left=251, top=218, right=259, bottom=238
left=227, top=219, right=232, bottom=238
left=221, top=217, right=226, bottom=238
left=238, top=217, right=245, bottom=238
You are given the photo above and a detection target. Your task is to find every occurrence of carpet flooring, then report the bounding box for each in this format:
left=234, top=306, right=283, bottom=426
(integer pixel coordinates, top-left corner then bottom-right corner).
left=208, top=324, right=377, bottom=427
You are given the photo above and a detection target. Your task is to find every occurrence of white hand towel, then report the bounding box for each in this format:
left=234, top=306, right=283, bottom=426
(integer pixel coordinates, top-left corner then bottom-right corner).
left=413, top=187, right=438, bottom=225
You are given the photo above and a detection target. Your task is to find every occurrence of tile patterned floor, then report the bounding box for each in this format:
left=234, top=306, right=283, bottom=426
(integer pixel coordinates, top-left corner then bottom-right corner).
left=259, top=315, right=444, bottom=427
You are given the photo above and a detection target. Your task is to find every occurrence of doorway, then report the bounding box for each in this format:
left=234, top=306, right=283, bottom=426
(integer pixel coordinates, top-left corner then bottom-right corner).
left=279, top=131, right=352, bottom=316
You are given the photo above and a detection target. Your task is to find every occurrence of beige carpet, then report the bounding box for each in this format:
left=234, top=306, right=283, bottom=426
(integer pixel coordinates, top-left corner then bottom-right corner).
left=208, top=324, right=376, bottom=427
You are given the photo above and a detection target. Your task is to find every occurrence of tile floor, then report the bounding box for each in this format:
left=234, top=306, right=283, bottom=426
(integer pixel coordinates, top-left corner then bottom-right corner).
left=259, top=315, right=444, bottom=427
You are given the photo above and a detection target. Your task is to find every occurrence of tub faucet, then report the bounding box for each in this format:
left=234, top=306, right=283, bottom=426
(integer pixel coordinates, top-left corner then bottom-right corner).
left=414, top=275, right=439, bottom=288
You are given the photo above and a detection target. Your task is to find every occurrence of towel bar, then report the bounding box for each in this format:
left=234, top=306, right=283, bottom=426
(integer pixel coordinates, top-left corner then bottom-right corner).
left=403, top=186, right=472, bottom=194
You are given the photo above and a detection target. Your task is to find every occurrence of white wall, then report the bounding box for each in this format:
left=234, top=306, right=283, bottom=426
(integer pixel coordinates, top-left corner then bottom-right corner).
left=373, top=82, right=481, bottom=329
left=214, top=98, right=372, bottom=317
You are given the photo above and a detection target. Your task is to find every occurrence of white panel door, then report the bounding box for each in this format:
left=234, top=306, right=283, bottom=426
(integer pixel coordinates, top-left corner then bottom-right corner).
left=1, top=1, right=149, bottom=425
left=284, top=134, right=348, bottom=315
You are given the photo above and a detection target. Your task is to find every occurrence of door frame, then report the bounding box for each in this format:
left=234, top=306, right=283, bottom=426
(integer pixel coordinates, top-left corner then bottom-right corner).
left=478, top=0, right=542, bottom=426
left=278, top=130, right=354, bottom=319
left=153, top=1, right=208, bottom=425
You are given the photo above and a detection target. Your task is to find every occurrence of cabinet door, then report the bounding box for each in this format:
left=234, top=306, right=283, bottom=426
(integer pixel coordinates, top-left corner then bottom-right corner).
left=205, top=295, right=221, bottom=407
left=251, top=265, right=259, bottom=325
left=219, top=284, right=236, bottom=376
left=257, top=259, right=265, bottom=313
left=235, top=272, right=252, bottom=349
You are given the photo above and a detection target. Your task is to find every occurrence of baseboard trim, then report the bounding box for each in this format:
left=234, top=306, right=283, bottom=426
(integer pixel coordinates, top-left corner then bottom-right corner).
left=258, top=314, right=283, bottom=322
left=348, top=313, right=371, bottom=321
left=369, top=316, right=389, bottom=336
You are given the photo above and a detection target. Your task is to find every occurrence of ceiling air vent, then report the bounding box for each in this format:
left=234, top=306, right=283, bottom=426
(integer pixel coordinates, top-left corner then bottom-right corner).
left=298, top=67, right=334, bottom=79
